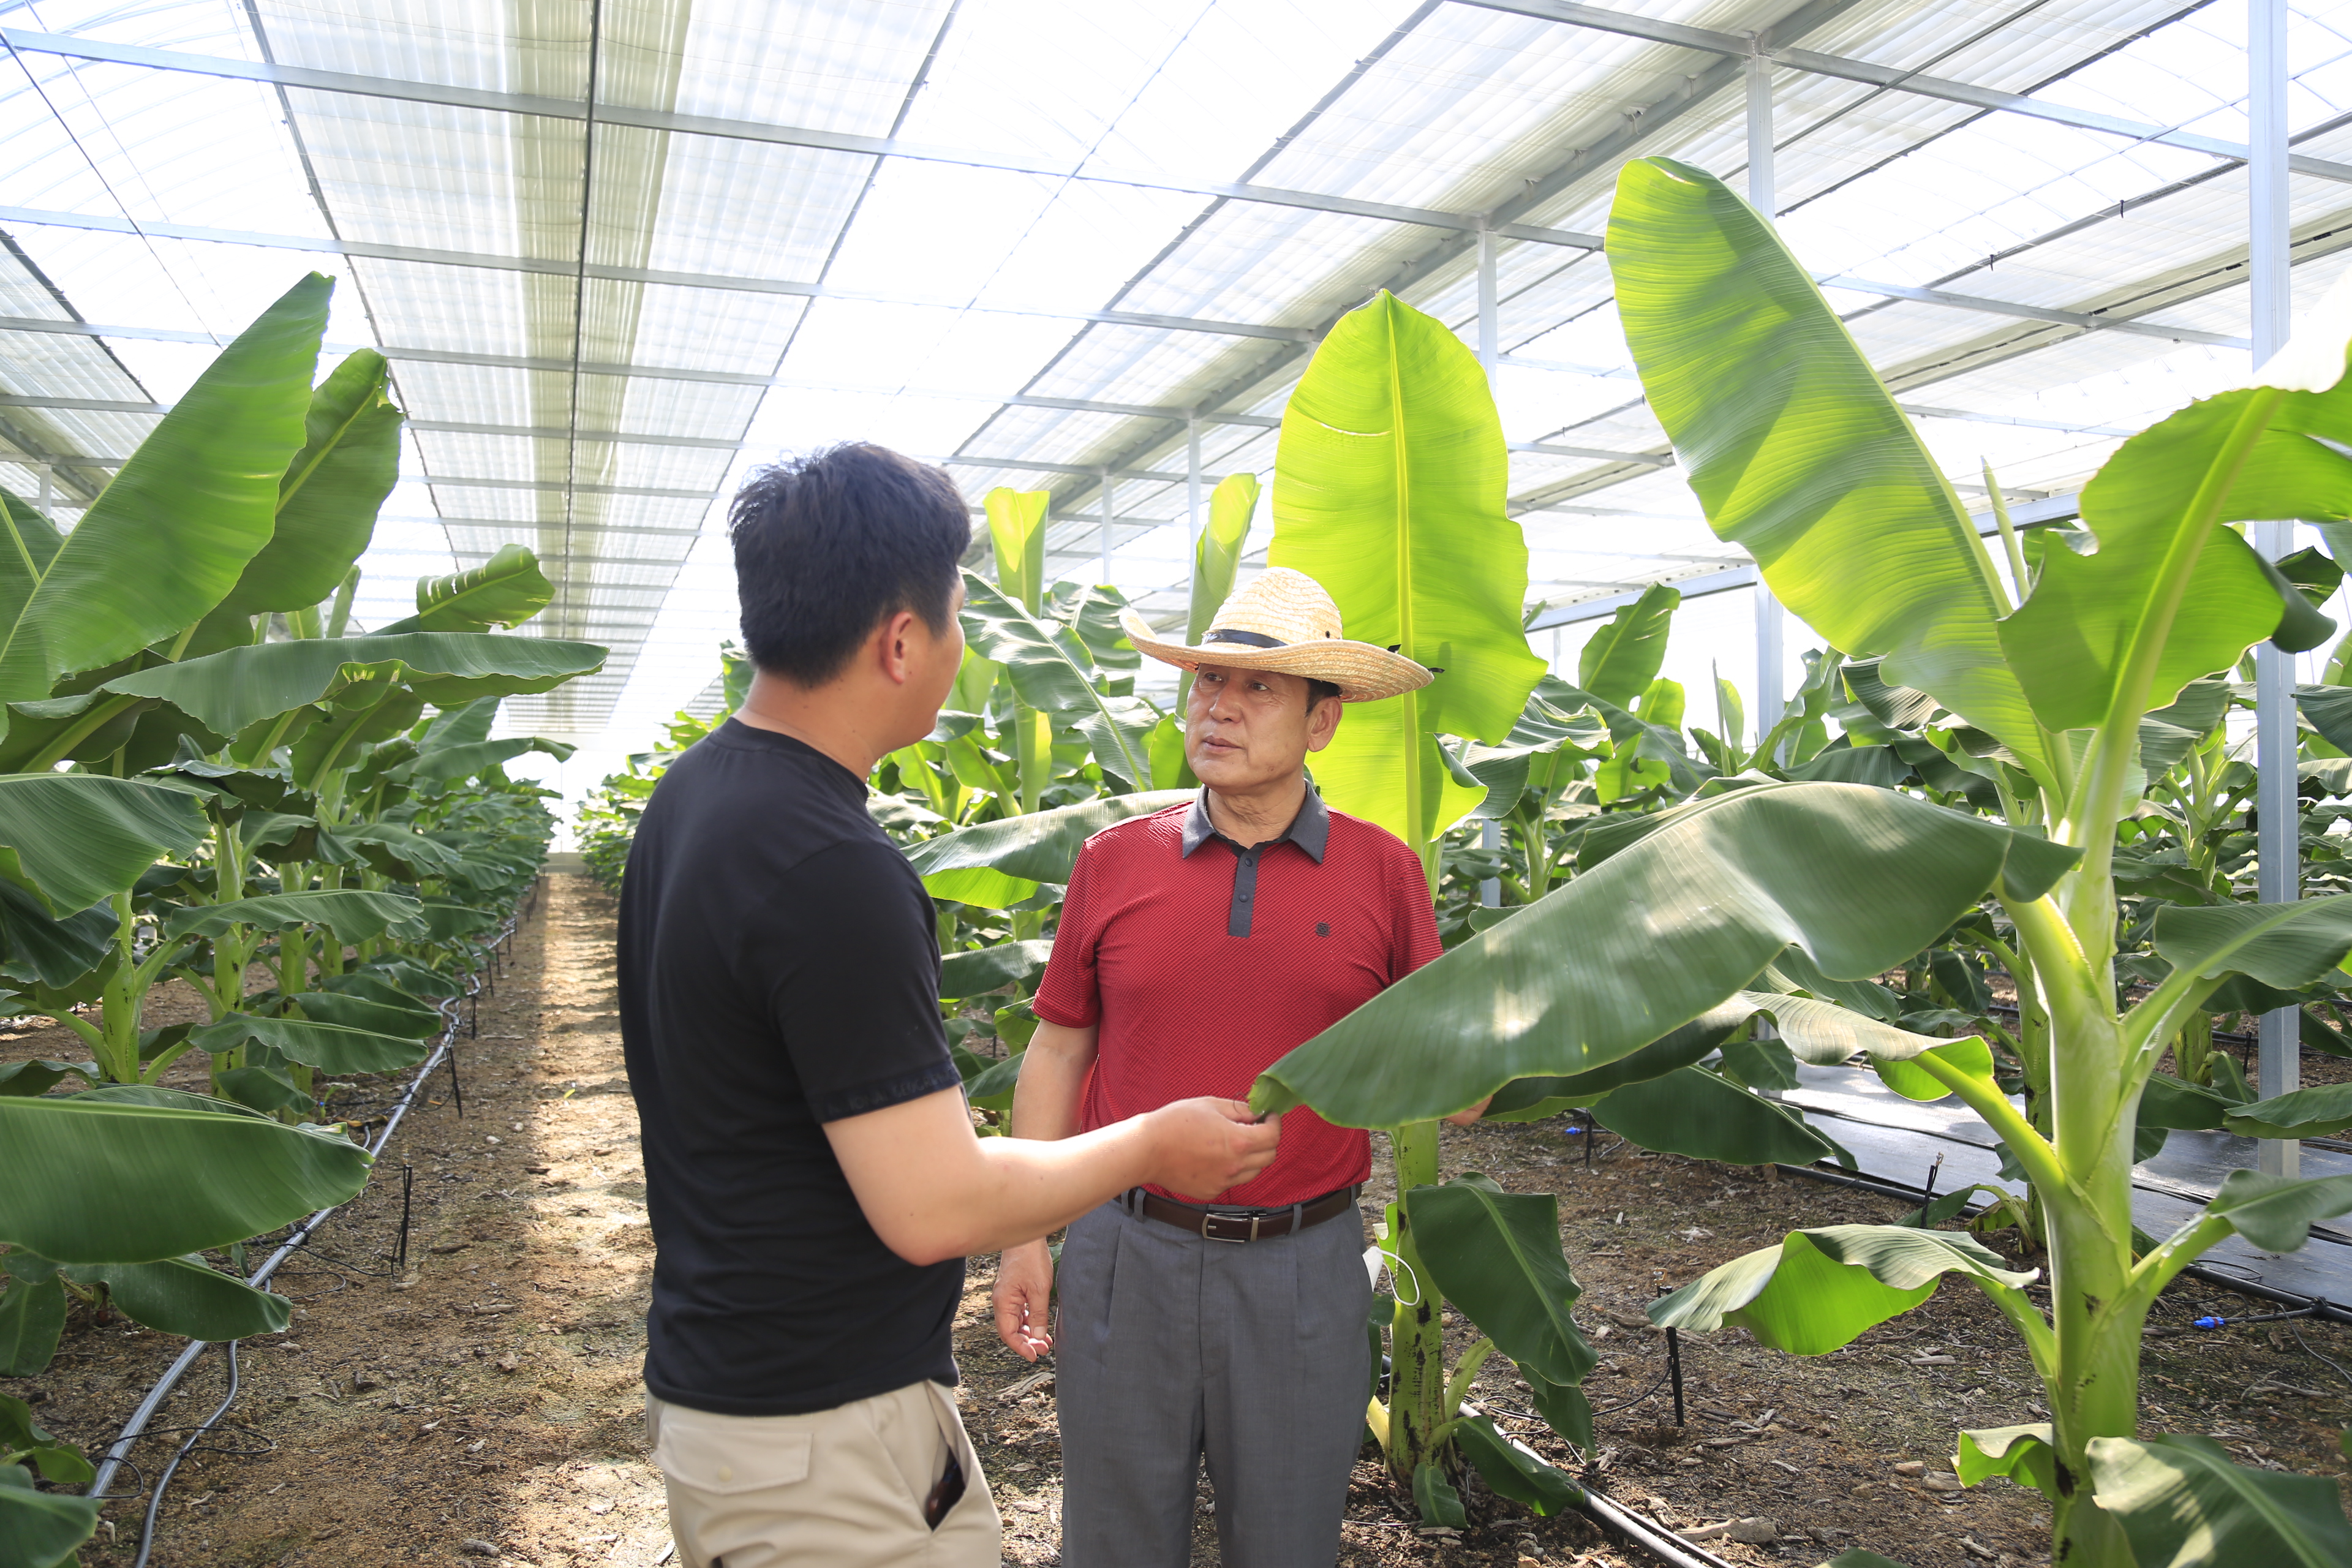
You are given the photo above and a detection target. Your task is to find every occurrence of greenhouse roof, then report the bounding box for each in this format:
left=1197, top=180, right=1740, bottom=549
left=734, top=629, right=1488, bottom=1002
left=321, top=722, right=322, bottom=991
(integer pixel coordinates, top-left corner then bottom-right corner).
left=0, top=0, right=2344, bottom=740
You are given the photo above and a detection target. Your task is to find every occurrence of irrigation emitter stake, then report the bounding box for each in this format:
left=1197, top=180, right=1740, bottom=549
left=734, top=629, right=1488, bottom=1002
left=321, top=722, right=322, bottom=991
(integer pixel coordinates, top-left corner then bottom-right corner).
left=447, top=1041, right=464, bottom=1116
left=396, top=1163, right=413, bottom=1273
left=1665, top=1327, right=1685, bottom=1427
left=88, top=914, right=518, bottom=1503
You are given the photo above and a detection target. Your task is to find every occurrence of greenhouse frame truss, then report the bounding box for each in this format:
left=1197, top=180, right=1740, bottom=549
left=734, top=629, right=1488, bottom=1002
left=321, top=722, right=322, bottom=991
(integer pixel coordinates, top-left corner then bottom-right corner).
left=0, top=0, right=2347, bottom=1167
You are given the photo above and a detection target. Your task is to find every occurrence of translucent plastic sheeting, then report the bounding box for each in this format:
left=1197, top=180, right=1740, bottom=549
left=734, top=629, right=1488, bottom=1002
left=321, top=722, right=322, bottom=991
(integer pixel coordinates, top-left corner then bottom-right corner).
left=4, top=0, right=2352, bottom=740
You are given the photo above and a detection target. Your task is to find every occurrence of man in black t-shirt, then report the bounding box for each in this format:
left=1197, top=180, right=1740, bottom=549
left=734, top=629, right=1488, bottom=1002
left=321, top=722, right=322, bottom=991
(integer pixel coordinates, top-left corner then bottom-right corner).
left=619, top=443, right=1280, bottom=1568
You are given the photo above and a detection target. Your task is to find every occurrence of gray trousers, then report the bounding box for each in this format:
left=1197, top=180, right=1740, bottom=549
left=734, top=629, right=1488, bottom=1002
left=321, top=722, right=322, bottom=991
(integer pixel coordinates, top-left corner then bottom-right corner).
left=1055, top=1193, right=1371, bottom=1568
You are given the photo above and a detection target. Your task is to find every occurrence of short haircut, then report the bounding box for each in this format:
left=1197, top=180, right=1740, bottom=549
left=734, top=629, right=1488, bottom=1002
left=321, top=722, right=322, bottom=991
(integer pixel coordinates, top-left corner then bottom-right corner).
left=1306, top=678, right=1341, bottom=711
left=729, top=444, right=971, bottom=685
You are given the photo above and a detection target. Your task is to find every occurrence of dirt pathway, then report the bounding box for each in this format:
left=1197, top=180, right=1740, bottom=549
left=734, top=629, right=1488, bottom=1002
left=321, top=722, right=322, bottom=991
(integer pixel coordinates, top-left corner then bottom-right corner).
left=20, top=875, right=2350, bottom=1568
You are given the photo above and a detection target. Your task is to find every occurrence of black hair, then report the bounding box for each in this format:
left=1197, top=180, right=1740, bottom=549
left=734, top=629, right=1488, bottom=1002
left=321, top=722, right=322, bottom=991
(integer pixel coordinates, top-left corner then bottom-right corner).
left=1306, top=678, right=1342, bottom=711
left=729, top=444, right=971, bottom=685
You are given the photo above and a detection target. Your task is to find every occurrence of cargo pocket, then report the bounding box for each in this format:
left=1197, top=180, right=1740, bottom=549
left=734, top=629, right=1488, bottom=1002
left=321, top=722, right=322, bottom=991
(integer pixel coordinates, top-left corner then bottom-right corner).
left=652, top=1410, right=812, bottom=1496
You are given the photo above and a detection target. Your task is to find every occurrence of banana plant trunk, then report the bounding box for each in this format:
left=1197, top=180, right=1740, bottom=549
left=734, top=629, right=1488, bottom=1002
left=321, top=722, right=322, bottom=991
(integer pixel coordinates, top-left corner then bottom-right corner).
left=1382, top=1118, right=1448, bottom=1482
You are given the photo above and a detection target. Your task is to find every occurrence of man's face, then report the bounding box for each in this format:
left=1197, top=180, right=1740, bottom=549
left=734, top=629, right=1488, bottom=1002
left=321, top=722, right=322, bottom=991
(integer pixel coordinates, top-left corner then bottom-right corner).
left=1185, top=663, right=1340, bottom=791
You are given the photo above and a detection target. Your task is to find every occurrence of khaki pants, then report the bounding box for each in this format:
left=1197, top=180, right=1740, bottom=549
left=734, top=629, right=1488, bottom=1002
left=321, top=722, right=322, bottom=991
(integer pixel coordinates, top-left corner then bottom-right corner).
left=647, top=1381, right=1001, bottom=1567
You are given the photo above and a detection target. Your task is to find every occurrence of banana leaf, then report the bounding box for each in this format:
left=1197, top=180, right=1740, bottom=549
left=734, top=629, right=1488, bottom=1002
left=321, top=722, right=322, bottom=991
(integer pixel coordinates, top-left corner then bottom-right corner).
left=99, top=632, right=606, bottom=737
left=1268, top=290, right=1541, bottom=848
left=0, top=1461, right=99, bottom=1568
left=0, top=1097, right=369, bottom=1262
left=1177, top=470, right=1260, bottom=716
left=1250, top=781, right=2076, bottom=1128
left=984, top=488, right=1048, bottom=614
left=188, top=348, right=402, bottom=656
left=2086, top=1433, right=2352, bottom=1566
left=1606, top=159, right=2052, bottom=787
left=1999, top=385, right=2346, bottom=733
left=962, top=574, right=1153, bottom=791
left=0, top=881, right=114, bottom=989
left=1577, top=583, right=1681, bottom=710
left=189, top=1013, right=431, bottom=1074
left=60, top=1255, right=289, bottom=1341
left=0, top=775, right=209, bottom=913
left=0, top=276, right=329, bottom=710
left=374, top=543, right=553, bottom=633
left=1649, top=1225, right=2037, bottom=1354
left=903, top=790, right=1191, bottom=907
left=163, top=889, right=427, bottom=946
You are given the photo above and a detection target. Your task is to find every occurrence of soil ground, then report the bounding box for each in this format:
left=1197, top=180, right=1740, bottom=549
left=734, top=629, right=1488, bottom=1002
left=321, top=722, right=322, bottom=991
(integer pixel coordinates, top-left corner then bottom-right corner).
left=7, top=875, right=2351, bottom=1568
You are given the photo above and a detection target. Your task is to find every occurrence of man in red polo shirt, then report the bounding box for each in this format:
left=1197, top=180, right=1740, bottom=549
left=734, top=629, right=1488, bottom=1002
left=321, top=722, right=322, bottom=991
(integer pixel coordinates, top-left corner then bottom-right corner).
left=992, top=568, right=1481, bottom=1567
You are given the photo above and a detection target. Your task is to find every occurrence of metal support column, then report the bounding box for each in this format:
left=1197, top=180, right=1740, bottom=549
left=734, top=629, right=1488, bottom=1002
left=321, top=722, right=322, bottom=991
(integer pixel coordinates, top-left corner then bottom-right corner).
left=1476, top=225, right=1503, bottom=910
left=2252, top=0, right=2300, bottom=1177
left=1747, top=43, right=1786, bottom=749
left=1186, top=412, right=1204, bottom=558
left=1099, top=469, right=1114, bottom=588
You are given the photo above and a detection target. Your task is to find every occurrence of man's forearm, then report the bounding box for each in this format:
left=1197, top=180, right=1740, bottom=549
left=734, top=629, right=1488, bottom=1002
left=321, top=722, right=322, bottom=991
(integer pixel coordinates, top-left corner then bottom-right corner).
left=1008, top=1023, right=1092, bottom=1143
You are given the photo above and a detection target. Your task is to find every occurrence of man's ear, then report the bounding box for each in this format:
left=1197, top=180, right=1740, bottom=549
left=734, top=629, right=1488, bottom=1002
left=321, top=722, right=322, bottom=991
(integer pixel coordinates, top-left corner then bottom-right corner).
left=1305, top=695, right=1343, bottom=753
left=875, top=608, right=922, bottom=685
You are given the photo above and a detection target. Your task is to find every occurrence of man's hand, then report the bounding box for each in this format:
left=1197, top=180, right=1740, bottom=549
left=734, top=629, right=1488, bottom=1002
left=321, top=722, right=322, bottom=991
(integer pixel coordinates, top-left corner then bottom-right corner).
left=1444, top=1095, right=1494, bottom=1128
left=1140, top=1096, right=1280, bottom=1200
left=993, top=1238, right=1055, bottom=1361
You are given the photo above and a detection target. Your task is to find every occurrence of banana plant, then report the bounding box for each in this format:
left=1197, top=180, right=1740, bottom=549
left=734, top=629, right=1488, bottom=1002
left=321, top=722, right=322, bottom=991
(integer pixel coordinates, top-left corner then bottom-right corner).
left=1245, top=157, right=2352, bottom=1565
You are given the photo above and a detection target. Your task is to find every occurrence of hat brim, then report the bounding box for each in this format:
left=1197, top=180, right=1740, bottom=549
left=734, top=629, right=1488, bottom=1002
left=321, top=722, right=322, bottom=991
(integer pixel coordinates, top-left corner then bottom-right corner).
left=1118, top=609, right=1433, bottom=703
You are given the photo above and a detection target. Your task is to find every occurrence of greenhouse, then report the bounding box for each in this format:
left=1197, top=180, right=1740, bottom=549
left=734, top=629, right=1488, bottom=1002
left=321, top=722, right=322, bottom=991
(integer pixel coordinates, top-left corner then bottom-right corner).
left=6, top=0, right=2352, bottom=1564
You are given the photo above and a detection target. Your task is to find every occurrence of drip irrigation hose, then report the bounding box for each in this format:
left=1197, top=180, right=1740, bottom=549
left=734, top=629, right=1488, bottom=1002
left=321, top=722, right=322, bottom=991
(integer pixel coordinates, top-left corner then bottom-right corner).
left=83, top=881, right=539, bottom=1526
left=1574, top=1483, right=1741, bottom=1568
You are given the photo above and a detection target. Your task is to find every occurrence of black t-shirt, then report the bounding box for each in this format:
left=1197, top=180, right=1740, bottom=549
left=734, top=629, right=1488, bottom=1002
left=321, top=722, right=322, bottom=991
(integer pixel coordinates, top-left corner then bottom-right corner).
left=616, top=719, right=963, bottom=1416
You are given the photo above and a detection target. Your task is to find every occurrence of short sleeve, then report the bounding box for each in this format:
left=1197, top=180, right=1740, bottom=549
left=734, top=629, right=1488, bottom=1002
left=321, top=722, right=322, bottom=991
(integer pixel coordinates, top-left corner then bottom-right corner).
left=1390, top=842, right=1444, bottom=984
left=763, top=838, right=960, bottom=1123
left=1031, top=839, right=1105, bottom=1028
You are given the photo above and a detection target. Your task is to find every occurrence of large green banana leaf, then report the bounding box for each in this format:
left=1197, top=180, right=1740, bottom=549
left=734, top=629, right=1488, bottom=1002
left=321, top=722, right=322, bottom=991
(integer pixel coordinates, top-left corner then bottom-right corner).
left=162, top=889, right=428, bottom=945
left=1998, top=386, right=2344, bottom=731
left=938, top=938, right=1054, bottom=1000
left=0, top=775, right=209, bottom=913
left=400, top=735, right=573, bottom=785
left=58, top=1255, right=289, bottom=1341
left=1268, top=291, right=1542, bottom=848
left=189, top=349, right=402, bottom=656
left=903, top=791, right=1192, bottom=907
left=289, top=988, right=443, bottom=1038
left=961, top=574, right=1154, bottom=791
left=1607, top=160, right=2050, bottom=786
left=189, top=1013, right=431, bottom=1074
left=1250, top=781, right=2076, bottom=1128
left=2086, top=1433, right=2352, bottom=1566
left=1178, top=471, right=1260, bottom=714
left=0, top=1097, right=368, bottom=1262
left=0, top=276, right=330, bottom=709
left=1649, top=1225, right=2037, bottom=1354
left=1404, top=1177, right=1594, bottom=1386
left=1576, top=583, right=1680, bottom=710
left=419, top=695, right=498, bottom=750
left=0, top=1274, right=65, bottom=1374
left=0, top=882, right=114, bottom=989
left=0, top=1465, right=98, bottom=1568
left=1586, top=1066, right=1834, bottom=1164
left=290, top=688, right=426, bottom=788
left=984, top=488, right=1048, bottom=614
left=374, top=543, right=554, bottom=633
left=97, top=632, right=606, bottom=736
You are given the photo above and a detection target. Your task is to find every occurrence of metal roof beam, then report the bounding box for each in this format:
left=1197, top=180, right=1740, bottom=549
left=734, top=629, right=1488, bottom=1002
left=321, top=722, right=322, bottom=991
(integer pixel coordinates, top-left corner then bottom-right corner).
left=1521, top=492, right=2084, bottom=628
left=0, top=29, right=1604, bottom=248
left=1459, top=0, right=2352, bottom=184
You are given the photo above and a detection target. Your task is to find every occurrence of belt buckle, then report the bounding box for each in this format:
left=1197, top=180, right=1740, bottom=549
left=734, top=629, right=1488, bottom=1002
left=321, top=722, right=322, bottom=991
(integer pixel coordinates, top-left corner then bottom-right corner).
left=1202, top=1209, right=1260, bottom=1243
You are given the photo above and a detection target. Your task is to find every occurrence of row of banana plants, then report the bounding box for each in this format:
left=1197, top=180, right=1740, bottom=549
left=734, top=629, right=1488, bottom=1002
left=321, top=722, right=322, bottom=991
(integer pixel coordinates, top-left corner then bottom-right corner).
left=0, top=275, right=605, bottom=1564
left=869, top=185, right=2352, bottom=1559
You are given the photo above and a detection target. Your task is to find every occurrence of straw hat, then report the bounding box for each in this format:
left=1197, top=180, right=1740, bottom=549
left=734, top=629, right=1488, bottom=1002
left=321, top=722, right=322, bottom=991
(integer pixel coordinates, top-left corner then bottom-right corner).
left=1119, top=567, right=1433, bottom=703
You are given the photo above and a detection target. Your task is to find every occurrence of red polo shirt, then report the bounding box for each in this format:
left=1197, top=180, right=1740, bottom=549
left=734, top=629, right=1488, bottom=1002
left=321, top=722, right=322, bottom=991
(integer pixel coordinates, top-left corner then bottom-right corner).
left=1031, top=788, right=1442, bottom=1207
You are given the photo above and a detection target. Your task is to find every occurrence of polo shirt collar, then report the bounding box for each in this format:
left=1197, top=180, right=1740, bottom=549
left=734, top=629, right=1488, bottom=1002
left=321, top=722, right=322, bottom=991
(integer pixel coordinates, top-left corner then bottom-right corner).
left=1181, top=784, right=1329, bottom=864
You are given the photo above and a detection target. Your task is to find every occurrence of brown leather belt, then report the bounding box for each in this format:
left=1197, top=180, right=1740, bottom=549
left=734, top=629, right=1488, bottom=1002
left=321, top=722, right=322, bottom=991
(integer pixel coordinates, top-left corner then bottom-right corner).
left=1128, top=1185, right=1360, bottom=1243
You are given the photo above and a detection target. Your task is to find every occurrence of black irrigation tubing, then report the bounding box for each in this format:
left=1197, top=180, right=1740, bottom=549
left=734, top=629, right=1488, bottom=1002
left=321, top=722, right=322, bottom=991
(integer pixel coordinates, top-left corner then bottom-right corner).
left=83, top=881, right=541, bottom=1524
